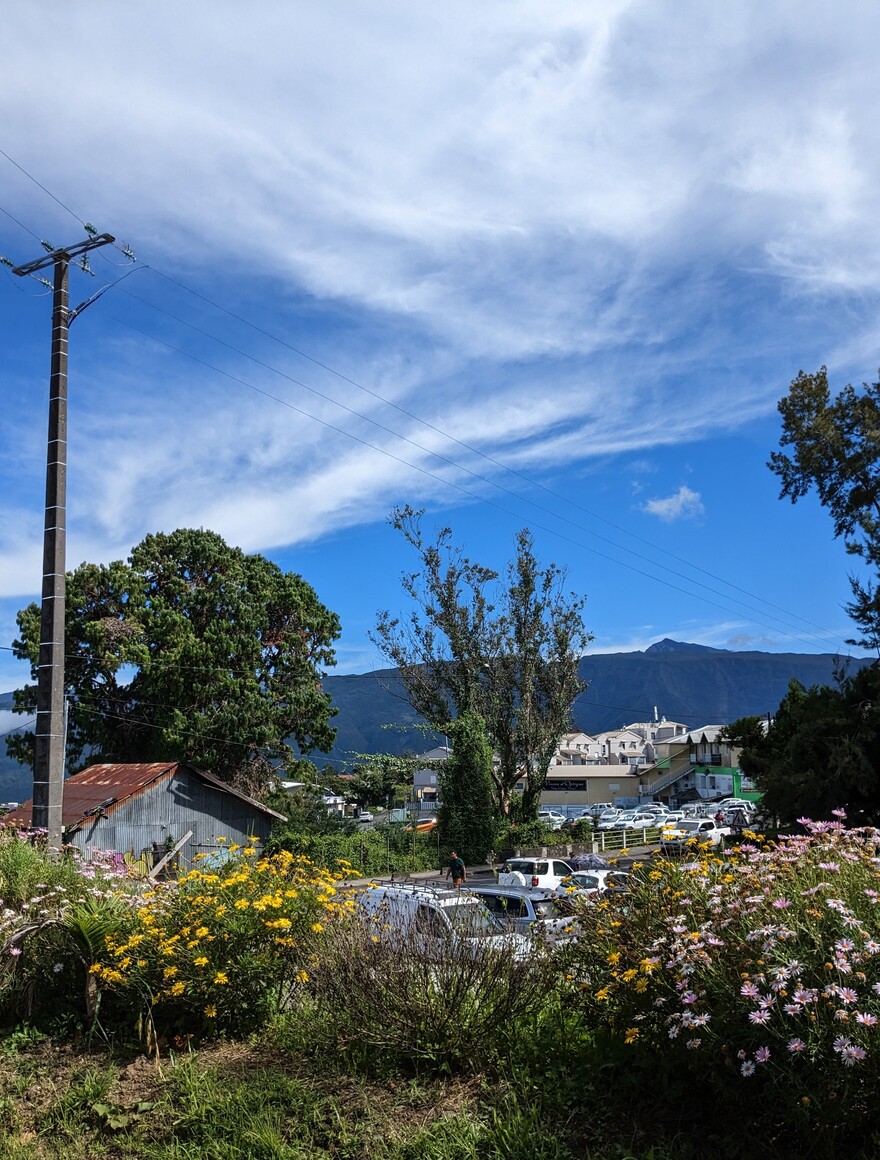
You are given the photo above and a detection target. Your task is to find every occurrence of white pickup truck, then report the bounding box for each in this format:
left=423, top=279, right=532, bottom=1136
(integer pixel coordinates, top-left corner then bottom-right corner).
left=660, top=817, right=731, bottom=856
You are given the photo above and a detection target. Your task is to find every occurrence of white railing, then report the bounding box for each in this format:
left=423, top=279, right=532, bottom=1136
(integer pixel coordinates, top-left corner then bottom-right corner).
left=591, top=825, right=662, bottom=853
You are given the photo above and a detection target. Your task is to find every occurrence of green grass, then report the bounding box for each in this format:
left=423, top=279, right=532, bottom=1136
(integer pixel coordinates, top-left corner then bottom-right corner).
left=2, top=1029, right=880, bottom=1160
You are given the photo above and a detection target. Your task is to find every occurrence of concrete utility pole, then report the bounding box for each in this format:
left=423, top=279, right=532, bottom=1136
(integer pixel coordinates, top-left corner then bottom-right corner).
left=13, top=234, right=115, bottom=848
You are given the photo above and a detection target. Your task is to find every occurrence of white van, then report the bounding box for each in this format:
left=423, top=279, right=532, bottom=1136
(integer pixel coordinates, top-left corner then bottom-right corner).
left=357, top=883, right=532, bottom=959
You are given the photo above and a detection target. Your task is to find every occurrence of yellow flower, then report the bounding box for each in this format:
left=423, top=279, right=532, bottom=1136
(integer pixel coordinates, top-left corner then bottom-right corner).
left=311, top=922, right=324, bottom=933
left=195, top=927, right=210, bottom=938
left=234, top=899, right=250, bottom=910
left=296, top=969, right=309, bottom=984
left=595, top=987, right=610, bottom=1000
left=243, top=848, right=256, bottom=857
left=624, top=1027, right=640, bottom=1044
left=170, top=981, right=185, bottom=996
left=163, top=966, right=179, bottom=978
left=204, top=1005, right=217, bottom=1018
left=635, top=978, right=649, bottom=993
left=607, top=952, right=621, bottom=965
left=214, top=971, right=229, bottom=985
left=194, top=956, right=209, bottom=967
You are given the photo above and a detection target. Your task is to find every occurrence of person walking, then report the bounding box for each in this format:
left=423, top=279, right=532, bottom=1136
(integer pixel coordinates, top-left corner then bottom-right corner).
left=446, top=850, right=466, bottom=889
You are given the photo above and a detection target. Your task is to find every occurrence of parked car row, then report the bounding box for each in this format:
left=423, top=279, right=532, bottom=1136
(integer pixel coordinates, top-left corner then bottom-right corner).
left=356, top=868, right=637, bottom=959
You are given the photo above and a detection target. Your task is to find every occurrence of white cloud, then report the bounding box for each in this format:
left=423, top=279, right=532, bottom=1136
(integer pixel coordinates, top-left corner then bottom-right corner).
left=643, top=486, right=704, bottom=523
left=3, top=0, right=880, bottom=638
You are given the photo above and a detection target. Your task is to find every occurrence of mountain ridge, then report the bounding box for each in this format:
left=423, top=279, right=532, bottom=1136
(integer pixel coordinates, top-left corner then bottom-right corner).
left=0, top=641, right=871, bottom=794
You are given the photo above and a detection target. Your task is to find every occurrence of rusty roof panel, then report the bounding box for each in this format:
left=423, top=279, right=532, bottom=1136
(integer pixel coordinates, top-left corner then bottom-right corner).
left=3, top=763, right=181, bottom=829
left=3, top=762, right=285, bottom=829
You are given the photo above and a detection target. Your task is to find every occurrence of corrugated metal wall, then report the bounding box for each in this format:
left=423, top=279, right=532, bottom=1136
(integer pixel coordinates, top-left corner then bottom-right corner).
left=69, top=769, right=274, bottom=869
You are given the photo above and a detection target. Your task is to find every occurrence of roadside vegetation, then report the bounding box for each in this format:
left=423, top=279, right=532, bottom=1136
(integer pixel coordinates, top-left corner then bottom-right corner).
left=2, top=819, right=880, bottom=1158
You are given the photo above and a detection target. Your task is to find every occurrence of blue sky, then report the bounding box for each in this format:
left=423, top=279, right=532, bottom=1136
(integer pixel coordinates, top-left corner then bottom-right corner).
left=1, top=1, right=878, bottom=694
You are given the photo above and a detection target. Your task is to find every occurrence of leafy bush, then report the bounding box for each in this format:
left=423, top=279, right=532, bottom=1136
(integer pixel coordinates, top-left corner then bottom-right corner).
left=92, top=846, right=355, bottom=1037
left=494, top=819, right=551, bottom=854
left=306, top=914, right=554, bottom=1071
left=0, top=834, right=137, bottom=1029
left=0, top=829, right=113, bottom=908
left=563, top=816, right=880, bottom=1145
left=267, top=825, right=441, bottom=876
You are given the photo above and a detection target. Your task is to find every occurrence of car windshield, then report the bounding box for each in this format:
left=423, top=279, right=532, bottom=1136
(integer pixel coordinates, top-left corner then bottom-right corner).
left=569, top=874, right=600, bottom=889
left=443, top=901, right=501, bottom=937
left=503, top=861, right=534, bottom=874
left=677, top=820, right=703, bottom=832
left=532, top=898, right=567, bottom=918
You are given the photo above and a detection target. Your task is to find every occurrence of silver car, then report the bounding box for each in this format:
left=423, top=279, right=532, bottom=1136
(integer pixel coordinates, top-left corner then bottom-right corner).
left=464, top=884, right=576, bottom=942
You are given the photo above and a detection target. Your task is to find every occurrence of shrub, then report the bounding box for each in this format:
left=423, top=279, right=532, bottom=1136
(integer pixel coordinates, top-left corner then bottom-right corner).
left=0, top=834, right=136, bottom=1029
left=267, top=825, right=440, bottom=876
left=92, top=845, right=356, bottom=1038
left=563, top=816, right=880, bottom=1144
left=438, top=713, right=497, bottom=864
left=307, top=914, right=554, bottom=1071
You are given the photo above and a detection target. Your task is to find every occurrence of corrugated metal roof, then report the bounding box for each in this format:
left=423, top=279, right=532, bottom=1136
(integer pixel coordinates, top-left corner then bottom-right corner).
left=4, top=762, right=286, bottom=830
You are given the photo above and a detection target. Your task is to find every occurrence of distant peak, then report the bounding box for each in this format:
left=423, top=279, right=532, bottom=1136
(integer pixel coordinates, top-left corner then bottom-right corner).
left=645, top=638, right=726, bottom=654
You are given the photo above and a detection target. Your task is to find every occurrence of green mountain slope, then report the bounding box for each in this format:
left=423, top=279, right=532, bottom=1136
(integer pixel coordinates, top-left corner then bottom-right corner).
left=319, top=639, right=870, bottom=765
left=1, top=642, right=870, bottom=792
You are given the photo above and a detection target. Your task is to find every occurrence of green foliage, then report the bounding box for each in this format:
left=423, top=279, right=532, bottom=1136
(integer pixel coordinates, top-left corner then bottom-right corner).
left=265, top=787, right=356, bottom=835
left=267, top=824, right=440, bottom=876
left=770, top=366, right=880, bottom=647
left=0, top=832, right=86, bottom=908
left=735, top=667, right=880, bottom=823
left=346, top=753, right=418, bottom=808
left=372, top=507, right=591, bottom=817
left=718, top=714, right=767, bottom=755
left=307, top=916, right=554, bottom=1072
left=494, top=817, right=549, bottom=853
left=8, top=528, right=340, bottom=792
left=437, top=713, right=497, bottom=863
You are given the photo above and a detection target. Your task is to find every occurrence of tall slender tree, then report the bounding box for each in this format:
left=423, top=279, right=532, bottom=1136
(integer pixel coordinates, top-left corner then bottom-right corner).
left=372, top=507, right=591, bottom=817
left=438, top=712, right=497, bottom=864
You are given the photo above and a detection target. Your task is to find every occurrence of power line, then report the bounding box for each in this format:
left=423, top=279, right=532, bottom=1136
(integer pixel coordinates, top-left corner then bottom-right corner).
left=0, top=152, right=853, bottom=652
left=0, top=149, right=84, bottom=225
left=0, top=201, right=41, bottom=242
left=0, top=717, right=34, bottom=740
left=110, top=312, right=845, bottom=652
left=147, top=264, right=836, bottom=643
left=120, top=283, right=845, bottom=646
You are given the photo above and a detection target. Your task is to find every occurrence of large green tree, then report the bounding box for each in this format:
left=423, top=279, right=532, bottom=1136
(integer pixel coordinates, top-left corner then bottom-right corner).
left=8, top=529, right=340, bottom=794
left=372, top=507, right=591, bottom=818
left=721, top=668, right=880, bottom=823
left=769, top=366, right=880, bottom=647
left=345, top=753, right=419, bottom=809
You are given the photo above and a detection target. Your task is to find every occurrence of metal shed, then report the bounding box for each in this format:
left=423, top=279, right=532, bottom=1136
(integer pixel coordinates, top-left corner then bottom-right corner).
left=5, top=762, right=287, bottom=869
